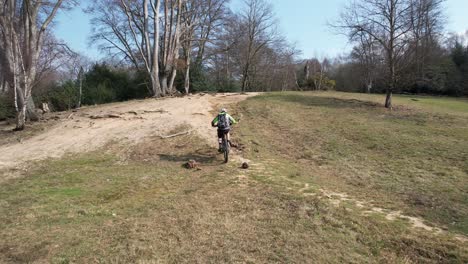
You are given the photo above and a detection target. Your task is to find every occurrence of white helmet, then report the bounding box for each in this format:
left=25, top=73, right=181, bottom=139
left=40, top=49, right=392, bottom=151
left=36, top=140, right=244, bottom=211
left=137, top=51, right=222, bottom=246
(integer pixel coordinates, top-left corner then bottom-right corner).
left=220, top=108, right=227, bottom=113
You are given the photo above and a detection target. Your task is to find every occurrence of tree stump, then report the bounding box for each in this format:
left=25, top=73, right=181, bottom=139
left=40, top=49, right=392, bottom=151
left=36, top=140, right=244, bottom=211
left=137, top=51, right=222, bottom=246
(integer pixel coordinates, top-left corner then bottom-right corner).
left=41, top=103, right=50, bottom=113
left=186, top=160, right=198, bottom=169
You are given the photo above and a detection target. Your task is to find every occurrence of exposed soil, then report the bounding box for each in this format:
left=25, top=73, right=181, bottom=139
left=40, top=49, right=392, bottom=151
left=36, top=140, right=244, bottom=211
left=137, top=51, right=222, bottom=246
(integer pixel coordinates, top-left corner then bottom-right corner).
left=0, top=93, right=256, bottom=177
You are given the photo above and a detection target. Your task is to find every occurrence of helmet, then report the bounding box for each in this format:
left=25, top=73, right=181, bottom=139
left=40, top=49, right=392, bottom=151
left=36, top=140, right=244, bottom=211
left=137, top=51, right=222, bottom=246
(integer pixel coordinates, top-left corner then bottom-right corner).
left=220, top=108, right=227, bottom=113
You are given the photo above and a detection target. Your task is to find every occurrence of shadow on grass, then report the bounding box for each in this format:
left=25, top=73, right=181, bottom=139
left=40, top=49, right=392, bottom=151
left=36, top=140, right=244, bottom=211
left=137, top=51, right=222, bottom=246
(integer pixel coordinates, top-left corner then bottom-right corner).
left=263, top=93, right=382, bottom=110
left=158, top=147, right=221, bottom=166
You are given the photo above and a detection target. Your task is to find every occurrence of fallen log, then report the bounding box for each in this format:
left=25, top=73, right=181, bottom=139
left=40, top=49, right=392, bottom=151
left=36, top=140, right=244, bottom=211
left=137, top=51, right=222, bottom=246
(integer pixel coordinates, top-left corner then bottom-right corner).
left=89, top=114, right=122, bottom=119
left=144, top=109, right=168, bottom=114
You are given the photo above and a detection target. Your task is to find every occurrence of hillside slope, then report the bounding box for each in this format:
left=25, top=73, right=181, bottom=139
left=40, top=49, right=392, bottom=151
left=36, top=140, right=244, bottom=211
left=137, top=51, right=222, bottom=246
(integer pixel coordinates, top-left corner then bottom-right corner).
left=0, top=93, right=253, bottom=176
left=0, top=92, right=467, bottom=263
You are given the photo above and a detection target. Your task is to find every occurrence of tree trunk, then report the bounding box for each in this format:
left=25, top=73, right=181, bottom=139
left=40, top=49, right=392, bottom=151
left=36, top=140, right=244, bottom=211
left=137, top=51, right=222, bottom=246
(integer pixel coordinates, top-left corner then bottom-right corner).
left=184, top=66, right=190, bottom=94
left=304, top=61, right=310, bottom=81
left=241, top=75, right=248, bottom=92
left=367, top=80, right=372, bottom=94
left=386, top=57, right=395, bottom=109
left=26, top=97, right=39, bottom=121
left=184, top=49, right=191, bottom=94
left=78, top=81, right=82, bottom=108
left=241, top=62, right=250, bottom=92
left=150, top=74, right=161, bottom=97
left=78, top=67, right=83, bottom=108
left=0, top=78, right=6, bottom=93
left=15, top=87, right=26, bottom=130
left=160, top=73, right=168, bottom=96
left=15, top=104, right=27, bottom=131
left=168, top=68, right=177, bottom=94
left=313, top=78, right=318, bottom=90
left=293, top=71, right=300, bottom=90
left=386, top=0, right=396, bottom=109
left=318, top=69, right=324, bottom=91
left=385, top=89, right=392, bottom=108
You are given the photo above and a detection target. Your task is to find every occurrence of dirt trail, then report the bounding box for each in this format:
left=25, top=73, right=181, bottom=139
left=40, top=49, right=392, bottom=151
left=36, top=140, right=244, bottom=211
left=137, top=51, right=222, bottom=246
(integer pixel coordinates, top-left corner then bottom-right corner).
left=0, top=93, right=256, bottom=174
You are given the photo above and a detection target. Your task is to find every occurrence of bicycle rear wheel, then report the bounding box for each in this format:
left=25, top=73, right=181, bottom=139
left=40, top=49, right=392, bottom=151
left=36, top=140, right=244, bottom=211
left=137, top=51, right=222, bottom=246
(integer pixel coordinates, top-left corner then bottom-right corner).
left=223, top=137, right=229, bottom=163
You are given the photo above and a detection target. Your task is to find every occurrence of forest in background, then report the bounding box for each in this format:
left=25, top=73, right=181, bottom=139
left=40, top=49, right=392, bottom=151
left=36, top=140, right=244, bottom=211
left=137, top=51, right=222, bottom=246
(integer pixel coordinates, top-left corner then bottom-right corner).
left=0, top=0, right=467, bottom=128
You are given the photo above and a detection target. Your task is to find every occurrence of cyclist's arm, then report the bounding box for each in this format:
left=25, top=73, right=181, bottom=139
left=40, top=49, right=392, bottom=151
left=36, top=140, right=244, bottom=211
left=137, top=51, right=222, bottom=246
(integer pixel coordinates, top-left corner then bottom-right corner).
left=227, top=114, right=237, bottom=125
left=211, top=116, right=219, bottom=127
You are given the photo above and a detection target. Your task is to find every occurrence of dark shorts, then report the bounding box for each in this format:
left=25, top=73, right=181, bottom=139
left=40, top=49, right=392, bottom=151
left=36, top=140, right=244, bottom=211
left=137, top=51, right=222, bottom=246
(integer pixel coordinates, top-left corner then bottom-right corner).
left=217, top=128, right=230, bottom=138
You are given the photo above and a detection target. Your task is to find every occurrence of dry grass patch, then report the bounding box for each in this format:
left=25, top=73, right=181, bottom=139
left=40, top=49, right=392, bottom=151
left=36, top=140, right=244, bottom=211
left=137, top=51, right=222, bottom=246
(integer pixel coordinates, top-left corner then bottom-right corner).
left=1, top=103, right=467, bottom=263
left=236, top=92, right=468, bottom=234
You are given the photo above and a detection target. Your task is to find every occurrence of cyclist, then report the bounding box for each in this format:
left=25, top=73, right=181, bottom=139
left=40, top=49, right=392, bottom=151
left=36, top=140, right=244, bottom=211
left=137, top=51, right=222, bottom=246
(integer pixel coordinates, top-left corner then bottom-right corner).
left=211, top=108, right=237, bottom=152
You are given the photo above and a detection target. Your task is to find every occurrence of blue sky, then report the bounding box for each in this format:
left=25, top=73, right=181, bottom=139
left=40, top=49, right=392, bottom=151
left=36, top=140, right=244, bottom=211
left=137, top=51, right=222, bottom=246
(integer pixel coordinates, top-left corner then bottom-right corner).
left=54, top=0, right=468, bottom=60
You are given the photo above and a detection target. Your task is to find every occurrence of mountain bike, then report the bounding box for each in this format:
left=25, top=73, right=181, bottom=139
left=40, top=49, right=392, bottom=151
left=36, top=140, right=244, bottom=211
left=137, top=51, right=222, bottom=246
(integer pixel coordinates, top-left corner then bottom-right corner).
left=221, top=131, right=230, bottom=163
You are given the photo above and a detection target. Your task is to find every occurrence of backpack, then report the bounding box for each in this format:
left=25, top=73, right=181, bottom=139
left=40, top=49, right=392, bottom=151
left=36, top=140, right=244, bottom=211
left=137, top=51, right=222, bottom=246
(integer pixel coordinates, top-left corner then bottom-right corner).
left=217, top=113, right=230, bottom=129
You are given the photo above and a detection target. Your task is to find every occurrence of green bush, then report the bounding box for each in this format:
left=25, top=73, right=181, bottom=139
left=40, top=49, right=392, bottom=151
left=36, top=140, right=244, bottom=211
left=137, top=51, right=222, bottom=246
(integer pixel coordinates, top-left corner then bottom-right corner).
left=0, top=94, right=15, bottom=120
left=34, top=81, right=79, bottom=112
left=50, top=81, right=79, bottom=111
left=82, top=63, right=150, bottom=105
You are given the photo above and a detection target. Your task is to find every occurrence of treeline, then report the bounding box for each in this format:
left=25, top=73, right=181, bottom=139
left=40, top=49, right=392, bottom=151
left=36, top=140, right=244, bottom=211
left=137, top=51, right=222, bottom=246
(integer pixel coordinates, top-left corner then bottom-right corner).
left=332, top=0, right=467, bottom=107
left=332, top=31, right=468, bottom=97
left=296, top=0, right=468, bottom=103
left=1, top=0, right=467, bottom=128
left=0, top=0, right=299, bottom=128
left=87, top=0, right=297, bottom=95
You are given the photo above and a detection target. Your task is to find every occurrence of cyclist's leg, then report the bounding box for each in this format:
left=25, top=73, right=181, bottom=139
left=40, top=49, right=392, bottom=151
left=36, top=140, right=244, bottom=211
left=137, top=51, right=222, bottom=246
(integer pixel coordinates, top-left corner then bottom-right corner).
left=217, top=129, right=223, bottom=151
left=225, top=129, right=231, bottom=145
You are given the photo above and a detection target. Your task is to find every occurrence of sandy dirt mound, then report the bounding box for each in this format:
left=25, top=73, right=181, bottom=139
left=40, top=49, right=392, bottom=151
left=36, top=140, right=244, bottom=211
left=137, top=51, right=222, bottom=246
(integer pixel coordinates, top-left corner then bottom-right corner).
left=0, top=93, right=256, bottom=173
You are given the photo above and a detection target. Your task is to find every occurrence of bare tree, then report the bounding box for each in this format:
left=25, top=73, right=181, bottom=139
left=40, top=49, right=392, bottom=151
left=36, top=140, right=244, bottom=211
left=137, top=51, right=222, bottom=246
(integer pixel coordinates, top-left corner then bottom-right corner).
left=160, top=0, right=184, bottom=95
left=89, top=0, right=185, bottom=96
left=308, top=58, right=321, bottom=89
left=350, top=32, right=382, bottom=93
left=239, top=0, right=278, bottom=92
left=180, top=0, right=198, bottom=94
left=89, top=0, right=162, bottom=96
left=180, top=0, right=229, bottom=94
left=337, top=0, right=413, bottom=108
left=121, top=0, right=164, bottom=96
left=0, top=0, right=75, bottom=130
left=193, top=0, right=228, bottom=66
left=407, top=0, right=445, bottom=82
left=204, top=13, right=242, bottom=89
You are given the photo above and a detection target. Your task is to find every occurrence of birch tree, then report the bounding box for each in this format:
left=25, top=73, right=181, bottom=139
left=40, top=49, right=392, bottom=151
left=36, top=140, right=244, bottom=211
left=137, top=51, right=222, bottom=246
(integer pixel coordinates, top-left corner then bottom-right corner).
left=160, top=0, right=184, bottom=95
left=90, top=0, right=185, bottom=96
left=101, top=0, right=162, bottom=96
left=180, top=0, right=198, bottom=94
left=0, top=0, right=74, bottom=130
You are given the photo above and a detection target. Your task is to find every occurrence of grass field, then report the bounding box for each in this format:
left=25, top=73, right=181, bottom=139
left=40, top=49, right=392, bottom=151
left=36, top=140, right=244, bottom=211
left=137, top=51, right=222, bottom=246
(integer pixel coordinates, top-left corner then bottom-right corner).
left=237, top=92, right=468, bottom=234
left=0, top=92, right=467, bottom=263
